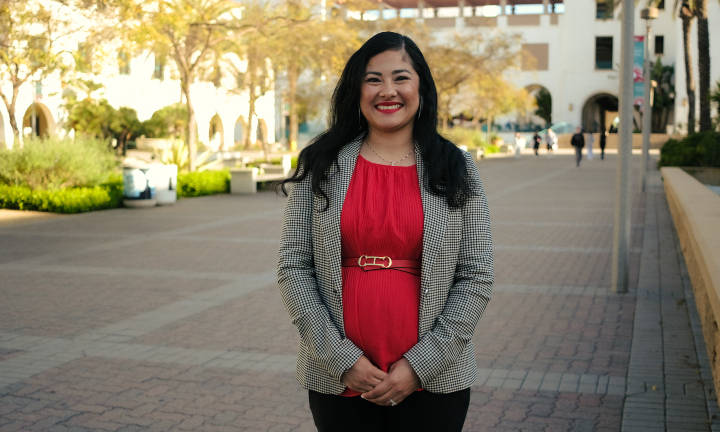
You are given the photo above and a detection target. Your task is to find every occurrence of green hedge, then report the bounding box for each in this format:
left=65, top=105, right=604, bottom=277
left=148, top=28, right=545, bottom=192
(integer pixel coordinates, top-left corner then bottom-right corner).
left=0, top=177, right=123, bottom=214
left=659, top=132, right=720, bottom=168
left=1, top=169, right=232, bottom=214
left=177, top=169, right=231, bottom=198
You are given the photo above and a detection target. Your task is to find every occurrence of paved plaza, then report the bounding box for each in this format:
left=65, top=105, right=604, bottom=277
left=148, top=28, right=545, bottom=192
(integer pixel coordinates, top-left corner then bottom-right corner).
left=1, top=152, right=719, bottom=431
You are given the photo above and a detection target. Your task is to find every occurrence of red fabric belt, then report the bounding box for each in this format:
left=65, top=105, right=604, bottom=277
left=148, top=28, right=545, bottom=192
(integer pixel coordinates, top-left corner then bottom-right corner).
left=341, top=256, right=421, bottom=276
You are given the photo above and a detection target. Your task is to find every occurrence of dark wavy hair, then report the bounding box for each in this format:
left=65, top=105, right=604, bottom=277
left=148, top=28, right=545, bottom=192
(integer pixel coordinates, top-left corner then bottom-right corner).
left=278, top=32, right=474, bottom=210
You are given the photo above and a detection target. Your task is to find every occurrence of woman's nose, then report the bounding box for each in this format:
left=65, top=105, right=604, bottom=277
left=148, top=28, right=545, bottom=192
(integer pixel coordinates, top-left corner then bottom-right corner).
left=379, top=82, right=397, bottom=98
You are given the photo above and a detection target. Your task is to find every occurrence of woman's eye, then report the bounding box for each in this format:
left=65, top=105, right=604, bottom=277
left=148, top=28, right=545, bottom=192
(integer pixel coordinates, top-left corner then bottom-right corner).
left=366, top=78, right=380, bottom=83
left=396, top=76, right=409, bottom=81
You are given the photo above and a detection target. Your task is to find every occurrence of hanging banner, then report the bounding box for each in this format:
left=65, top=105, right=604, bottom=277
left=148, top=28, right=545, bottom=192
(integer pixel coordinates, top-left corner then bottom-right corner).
left=633, top=36, right=645, bottom=106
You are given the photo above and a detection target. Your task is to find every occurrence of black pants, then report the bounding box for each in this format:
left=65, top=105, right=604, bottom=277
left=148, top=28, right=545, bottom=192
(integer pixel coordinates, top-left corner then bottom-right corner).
left=600, top=145, right=605, bottom=159
left=309, top=388, right=471, bottom=432
left=574, top=146, right=583, bottom=166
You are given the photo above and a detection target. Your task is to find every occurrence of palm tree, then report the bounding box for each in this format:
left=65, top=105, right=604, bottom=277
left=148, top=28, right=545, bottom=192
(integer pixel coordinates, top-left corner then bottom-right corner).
left=676, top=0, right=696, bottom=133
left=695, top=0, right=711, bottom=131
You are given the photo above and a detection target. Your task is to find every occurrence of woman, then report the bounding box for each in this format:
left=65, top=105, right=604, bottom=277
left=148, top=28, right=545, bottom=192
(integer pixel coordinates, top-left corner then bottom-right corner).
left=546, top=127, right=557, bottom=158
left=277, top=32, right=493, bottom=431
left=513, top=132, right=525, bottom=159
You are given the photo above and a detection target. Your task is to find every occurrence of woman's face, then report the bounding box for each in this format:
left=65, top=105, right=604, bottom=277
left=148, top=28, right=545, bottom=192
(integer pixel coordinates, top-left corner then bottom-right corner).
left=360, top=49, right=420, bottom=134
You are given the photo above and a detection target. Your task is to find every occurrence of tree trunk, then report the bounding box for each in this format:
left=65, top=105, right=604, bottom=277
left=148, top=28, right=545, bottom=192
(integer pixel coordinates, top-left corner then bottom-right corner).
left=288, top=61, right=299, bottom=151
left=244, top=50, right=257, bottom=150
left=245, top=94, right=257, bottom=150
left=681, top=8, right=696, bottom=133
left=0, top=83, right=21, bottom=145
left=696, top=0, right=711, bottom=132
left=182, top=78, right=198, bottom=172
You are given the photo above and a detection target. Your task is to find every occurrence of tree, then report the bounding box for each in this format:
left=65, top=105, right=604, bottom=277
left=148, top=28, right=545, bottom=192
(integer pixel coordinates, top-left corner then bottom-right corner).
left=650, top=59, right=675, bottom=133
left=0, top=0, right=73, bottom=142
left=122, top=0, right=246, bottom=171
left=423, top=31, right=524, bottom=128
left=534, top=88, right=552, bottom=127
left=457, top=75, right=531, bottom=143
left=695, top=0, right=711, bottom=131
left=710, top=79, right=720, bottom=131
left=675, top=0, right=696, bottom=133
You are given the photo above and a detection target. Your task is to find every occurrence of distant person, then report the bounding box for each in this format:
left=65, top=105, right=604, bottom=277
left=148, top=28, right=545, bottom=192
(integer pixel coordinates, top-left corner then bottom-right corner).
left=586, top=131, right=594, bottom=160
left=599, top=128, right=607, bottom=160
left=546, top=128, right=557, bottom=158
left=532, top=131, right=541, bottom=156
left=571, top=126, right=585, bottom=167
left=513, top=132, right=525, bottom=159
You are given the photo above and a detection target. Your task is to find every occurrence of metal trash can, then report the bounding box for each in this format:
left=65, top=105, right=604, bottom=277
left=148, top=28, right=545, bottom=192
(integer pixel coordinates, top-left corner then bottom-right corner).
left=122, top=163, right=157, bottom=208
left=152, top=164, right=178, bottom=205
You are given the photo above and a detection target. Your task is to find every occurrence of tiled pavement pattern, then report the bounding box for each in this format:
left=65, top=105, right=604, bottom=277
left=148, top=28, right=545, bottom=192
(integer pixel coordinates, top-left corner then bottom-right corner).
left=0, top=154, right=718, bottom=431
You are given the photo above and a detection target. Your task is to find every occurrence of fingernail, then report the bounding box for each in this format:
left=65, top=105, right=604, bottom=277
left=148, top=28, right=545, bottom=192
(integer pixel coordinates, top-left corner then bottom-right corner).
left=361, top=395, right=366, bottom=399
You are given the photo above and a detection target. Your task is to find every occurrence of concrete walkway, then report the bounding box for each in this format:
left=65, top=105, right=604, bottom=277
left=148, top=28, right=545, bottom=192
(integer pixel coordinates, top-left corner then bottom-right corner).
left=0, top=153, right=718, bottom=431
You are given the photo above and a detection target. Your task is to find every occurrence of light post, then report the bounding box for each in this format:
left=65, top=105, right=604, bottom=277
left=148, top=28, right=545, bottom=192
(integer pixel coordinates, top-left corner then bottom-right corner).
left=611, top=0, right=634, bottom=294
left=640, top=7, right=658, bottom=192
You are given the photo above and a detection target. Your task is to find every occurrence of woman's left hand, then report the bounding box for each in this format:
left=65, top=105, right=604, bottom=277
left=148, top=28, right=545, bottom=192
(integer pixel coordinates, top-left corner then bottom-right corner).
left=361, top=358, right=421, bottom=406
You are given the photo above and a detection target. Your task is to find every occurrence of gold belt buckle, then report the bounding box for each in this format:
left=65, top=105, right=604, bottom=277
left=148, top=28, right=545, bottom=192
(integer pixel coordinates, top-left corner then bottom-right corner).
left=358, top=255, right=392, bottom=268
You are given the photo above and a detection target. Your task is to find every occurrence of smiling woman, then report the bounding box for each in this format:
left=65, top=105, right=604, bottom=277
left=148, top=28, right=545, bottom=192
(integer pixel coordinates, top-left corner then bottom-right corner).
left=276, top=32, right=494, bottom=432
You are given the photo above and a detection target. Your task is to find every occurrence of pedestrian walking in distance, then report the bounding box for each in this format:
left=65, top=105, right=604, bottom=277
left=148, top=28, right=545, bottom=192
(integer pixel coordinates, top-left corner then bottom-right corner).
left=277, top=32, right=493, bottom=432
left=513, top=132, right=526, bottom=159
left=586, top=131, right=594, bottom=160
left=532, top=130, right=541, bottom=156
left=599, top=127, right=607, bottom=160
left=571, top=126, right=585, bottom=167
left=546, top=127, right=557, bottom=158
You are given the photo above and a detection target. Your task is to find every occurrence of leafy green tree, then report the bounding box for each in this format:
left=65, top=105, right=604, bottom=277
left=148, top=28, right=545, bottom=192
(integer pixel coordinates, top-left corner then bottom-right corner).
left=140, top=103, right=189, bottom=141
left=710, top=80, right=720, bottom=131
left=121, top=0, right=246, bottom=171
left=650, top=59, right=675, bottom=133
left=534, top=88, right=552, bottom=127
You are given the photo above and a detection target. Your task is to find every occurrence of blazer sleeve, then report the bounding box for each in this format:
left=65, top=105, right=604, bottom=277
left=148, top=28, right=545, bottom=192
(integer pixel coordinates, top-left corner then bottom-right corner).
left=403, top=154, right=493, bottom=387
left=277, top=174, right=364, bottom=383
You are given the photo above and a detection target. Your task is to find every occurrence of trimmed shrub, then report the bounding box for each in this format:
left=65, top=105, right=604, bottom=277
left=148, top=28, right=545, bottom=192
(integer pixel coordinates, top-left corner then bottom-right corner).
left=659, top=132, right=720, bottom=168
left=0, top=136, right=118, bottom=190
left=0, top=176, right=123, bottom=214
left=177, top=169, right=231, bottom=197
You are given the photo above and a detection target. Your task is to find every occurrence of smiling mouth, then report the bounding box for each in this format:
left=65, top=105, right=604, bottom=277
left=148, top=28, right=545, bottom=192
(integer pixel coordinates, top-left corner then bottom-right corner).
left=375, top=104, right=403, bottom=111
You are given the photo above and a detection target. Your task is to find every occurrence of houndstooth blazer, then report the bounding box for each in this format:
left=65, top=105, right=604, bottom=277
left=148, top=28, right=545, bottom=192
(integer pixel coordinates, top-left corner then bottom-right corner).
left=277, top=137, right=493, bottom=395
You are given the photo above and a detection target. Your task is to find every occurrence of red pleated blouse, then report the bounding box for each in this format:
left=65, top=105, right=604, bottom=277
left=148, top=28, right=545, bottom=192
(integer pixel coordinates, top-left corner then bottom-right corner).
left=340, top=155, right=424, bottom=397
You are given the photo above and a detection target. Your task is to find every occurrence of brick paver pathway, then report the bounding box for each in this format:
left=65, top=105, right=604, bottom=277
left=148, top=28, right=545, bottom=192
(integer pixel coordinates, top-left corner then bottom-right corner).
left=1, top=153, right=718, bottom=431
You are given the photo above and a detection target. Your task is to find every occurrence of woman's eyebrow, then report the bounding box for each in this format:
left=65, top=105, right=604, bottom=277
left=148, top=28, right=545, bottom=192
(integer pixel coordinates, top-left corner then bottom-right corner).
left=364, top=69, right=412, bottom=77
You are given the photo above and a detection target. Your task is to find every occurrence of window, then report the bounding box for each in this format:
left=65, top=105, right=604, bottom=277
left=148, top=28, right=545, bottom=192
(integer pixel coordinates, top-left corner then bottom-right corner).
left=596, top=0, right=613, bottom=19
left=657, top=0, right=665, bottom=9
left=118, top=51, right=130, bottom=75
left=655, top=35, right=664, bottom=55
left=522, top=43, right=549, bottom=71
left=595, top=37, right=613, bottom=69
left=153, top=55, right=165, bottom=80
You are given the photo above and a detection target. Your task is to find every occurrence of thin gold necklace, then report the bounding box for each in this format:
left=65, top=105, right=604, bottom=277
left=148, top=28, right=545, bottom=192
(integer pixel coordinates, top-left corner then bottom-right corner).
left=365, top=140, right=415, bottom=166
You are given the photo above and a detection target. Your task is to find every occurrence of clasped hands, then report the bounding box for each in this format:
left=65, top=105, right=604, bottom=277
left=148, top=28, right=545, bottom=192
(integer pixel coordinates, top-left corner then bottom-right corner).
left=341, top=355, right=421, bottom=406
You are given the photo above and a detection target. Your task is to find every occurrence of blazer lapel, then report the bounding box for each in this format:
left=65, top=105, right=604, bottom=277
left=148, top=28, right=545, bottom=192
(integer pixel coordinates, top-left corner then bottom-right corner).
left=323, top=137, right=363, bottom=294
left=416, top=150, right=448, bottom=305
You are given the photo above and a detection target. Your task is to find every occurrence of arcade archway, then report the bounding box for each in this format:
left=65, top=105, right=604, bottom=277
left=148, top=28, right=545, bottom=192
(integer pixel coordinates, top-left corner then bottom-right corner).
left=233, top=116, right=246, bottom=147
left=22, top=103, right=55, bottom=138
left=517, top=84, right=551, bottom=131
left=208, top=114, right=224, bottom=151
left=582, top=93, right=618, bottom=133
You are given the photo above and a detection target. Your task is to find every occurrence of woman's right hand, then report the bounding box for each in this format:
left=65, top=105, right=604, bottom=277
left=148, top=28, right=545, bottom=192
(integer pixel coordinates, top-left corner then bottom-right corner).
left=341, top=355, right=387, bottom=393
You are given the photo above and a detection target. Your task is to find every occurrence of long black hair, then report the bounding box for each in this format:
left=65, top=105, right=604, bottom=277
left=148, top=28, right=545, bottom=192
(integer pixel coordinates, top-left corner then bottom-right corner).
left=278, top=31, right=474, bottom=210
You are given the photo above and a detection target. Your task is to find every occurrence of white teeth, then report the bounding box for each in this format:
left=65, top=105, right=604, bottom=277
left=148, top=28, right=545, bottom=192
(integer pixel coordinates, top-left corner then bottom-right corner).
left=377, top=104, right=401, bottom=110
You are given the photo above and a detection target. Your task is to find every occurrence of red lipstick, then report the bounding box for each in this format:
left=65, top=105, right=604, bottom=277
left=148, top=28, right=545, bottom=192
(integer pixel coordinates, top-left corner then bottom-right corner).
left=374, top=101, right=404, bottom=114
